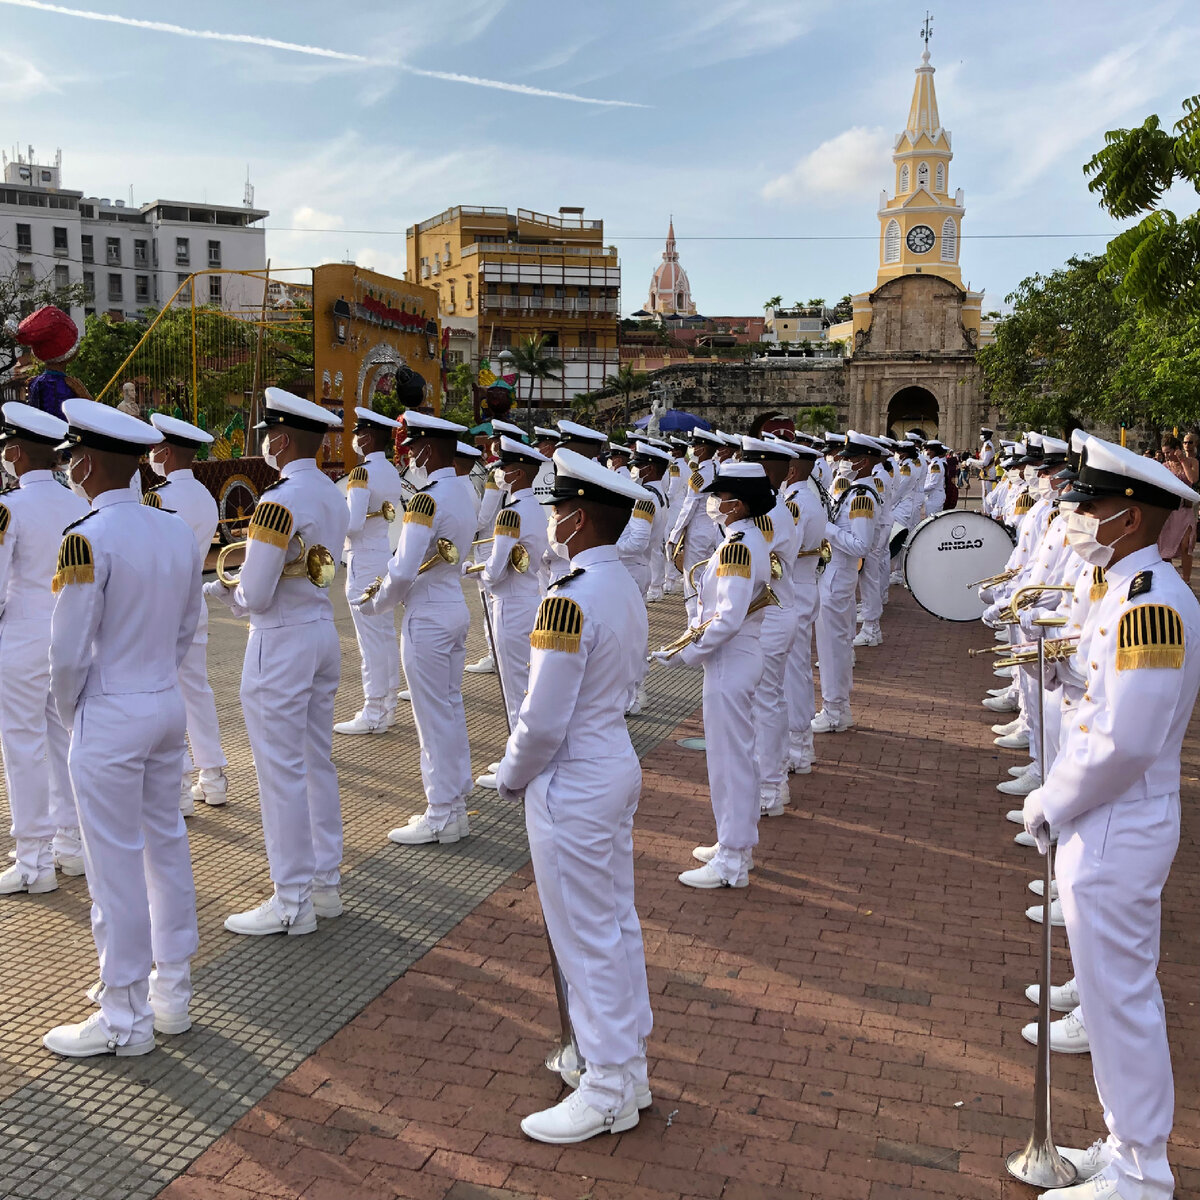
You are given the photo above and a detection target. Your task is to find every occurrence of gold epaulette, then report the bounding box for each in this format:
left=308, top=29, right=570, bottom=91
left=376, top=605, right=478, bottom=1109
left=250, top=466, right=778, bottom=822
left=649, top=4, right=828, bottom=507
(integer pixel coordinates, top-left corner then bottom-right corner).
left=688, top=470, right=704, bottom=493
left=142, top=492, right=162, bottom=509
left=347, top=466, right=369, bottom=490
left=484, top=476, right=498, bottom=491
left=494, top=507, right=521, bottom=536
left=752, top=514, right=774, bottom=542
left=1090, top=566, right=1108, bottom=602
left=1117, top=604, right=1184, bottom=671
left=1015, top=492, right=1034, bottom=514
left=531, top=595, right=583, bottom=653
left=832, top=477, right=849, bottom=495
left=849, top=494, right=874, bottom=518
left=717, top=539, right=752, bottom=578
left=785, top=500, right=800, bottom=523
left=0, top=503, right=9, bottom=544
left=929, top=462, right=941, bottom=473
left=404, top=491, right=437, bottom=527
left=52, top=532, right=93, bottom=593
left=632, top=499, right=655, bottom=521
left=248, top=500, right=293, bottom=549
left=900, top=464, right=911, bottom=476
left=669, top=464, right=680, bottom=477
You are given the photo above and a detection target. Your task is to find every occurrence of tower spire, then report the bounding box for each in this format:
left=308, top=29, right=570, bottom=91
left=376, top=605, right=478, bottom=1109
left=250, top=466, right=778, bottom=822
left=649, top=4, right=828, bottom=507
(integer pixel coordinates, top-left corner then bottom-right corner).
left=907, top=13, right=940, bottom=135
left=664, top=215, right=677, bottom=260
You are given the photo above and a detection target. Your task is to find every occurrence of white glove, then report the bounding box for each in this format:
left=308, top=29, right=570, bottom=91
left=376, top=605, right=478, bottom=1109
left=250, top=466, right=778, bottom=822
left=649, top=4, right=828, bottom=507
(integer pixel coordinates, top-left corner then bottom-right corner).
left=981, top=601, right=1005, bottom=628
left=1018, top=610, right=1048, bottom=640
left=649, top=650, right=674, bottom=666
left=1022, top=787, right=1051, bottom=855
left=494, top=762, right=523, bottom=804
left=203, top=579, right=233, bottom=607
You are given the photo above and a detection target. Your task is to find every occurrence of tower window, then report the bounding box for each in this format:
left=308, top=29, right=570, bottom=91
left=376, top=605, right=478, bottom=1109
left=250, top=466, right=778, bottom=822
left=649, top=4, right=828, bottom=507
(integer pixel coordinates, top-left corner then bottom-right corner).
left=935, top=163, right=945, bottom=192
left=884, top=219, right=901, bottom=264
left=917, top=162, right=929, bottom=190
left=941, top=217, right=957, bottom=262
left=899, top=164, right=909, bottom=193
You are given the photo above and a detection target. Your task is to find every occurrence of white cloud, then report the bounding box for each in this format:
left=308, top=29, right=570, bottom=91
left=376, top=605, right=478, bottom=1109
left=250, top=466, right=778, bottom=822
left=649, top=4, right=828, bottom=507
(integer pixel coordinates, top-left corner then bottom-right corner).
left=761, top=126, right=892, bottom=204
left=0, top=46, right=55, bottom=97
left=659, top=0, right=824, bottom=66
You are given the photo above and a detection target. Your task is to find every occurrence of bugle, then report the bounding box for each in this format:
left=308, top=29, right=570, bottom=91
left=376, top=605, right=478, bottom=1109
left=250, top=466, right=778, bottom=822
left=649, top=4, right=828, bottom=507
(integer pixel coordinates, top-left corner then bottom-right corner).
left=996, top=584, right=1076, bottom=624
left=418, top=537, right=460, bottom=574
left=966, top=566, right=1018, bottom=590
left=215, top=534, right=336, bottom=590
left=650, top=587, right=780, bottom=661
left=463, top=544, right=531, bottom=575
left=366, top=500, right=396, bottom=521
left=970, top=635, right=1080, bottom=666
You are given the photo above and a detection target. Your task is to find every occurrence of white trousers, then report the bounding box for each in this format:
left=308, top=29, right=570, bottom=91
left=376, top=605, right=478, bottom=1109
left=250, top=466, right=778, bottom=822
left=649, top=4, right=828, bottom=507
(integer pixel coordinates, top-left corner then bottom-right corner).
left=488, top=590, right=539, bottom=730
left=1017, top=653, right=1042, bottom=771
left=648, top=542, right=666, bottom=593
left=702, top=634, right=764, bottom=881
left=858, top=536, right=888, bottom=624
left=347, top=551, right=400, bottom=705
left=401, top=601, right=472, bottom=830
left=1057, top=794, right=1179, bottom=1199
left=786, top=580, right=820, bottom=750
left=69, top=688, right=198, bottom=1043
left=241, top=620, right=342, bottom=917
left=815, top=561, right=856, bottom=720
left=0, top=619, right=78, bottom=876
left=525, top=754, right=651, bottom=1112
left=754, top=606, right=796, bottom=795
left=179, top=634, right=226, bottom=774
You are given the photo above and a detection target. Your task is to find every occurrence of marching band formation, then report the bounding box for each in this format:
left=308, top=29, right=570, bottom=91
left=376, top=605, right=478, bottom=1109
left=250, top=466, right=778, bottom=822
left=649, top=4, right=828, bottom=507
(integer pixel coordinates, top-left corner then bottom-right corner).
left=0, top=388, right=1196, bottom=1187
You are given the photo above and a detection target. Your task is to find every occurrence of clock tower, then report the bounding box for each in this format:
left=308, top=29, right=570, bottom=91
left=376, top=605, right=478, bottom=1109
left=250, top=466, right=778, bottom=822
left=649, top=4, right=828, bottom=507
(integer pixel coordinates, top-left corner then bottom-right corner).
left=876, top=29, right=963, bottom=288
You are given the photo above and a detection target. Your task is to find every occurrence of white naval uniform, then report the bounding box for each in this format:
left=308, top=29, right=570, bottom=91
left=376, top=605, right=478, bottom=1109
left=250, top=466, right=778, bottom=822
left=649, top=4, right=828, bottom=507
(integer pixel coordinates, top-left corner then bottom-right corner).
left=495, top=546, right=652, bottom=1114
left=479, top=488, right=549, bottom=728
left=783, top=481, right=825, bottom=764
left=665, top=459, right=718, bottom=624
left=675, top=522, right=771, bottom=883
left=923, top=455, right=946, bottom=514
left=344, top=452, right=405, bottom=714
left=364, top=466, right=476, bottom=832
left=640, top=480, right=669, bottom=595
left=49, top=491, right=202, bottom=1043
left=616, top=488, right=667, bottom=598
left=221, top=459, right=350, bottom=918
left=0, top=470, right=89, bottom=877
left=858, top=467, right=891, bottom=632
left=969, top=438, right=997, bottom=496
left=662, top=460, right=687, bottom=588
left=815, top=480, right=879, bottom=723
left=144, top=469, right=226, bottom=777
left=1031, top=547, right=1200, bottom=1199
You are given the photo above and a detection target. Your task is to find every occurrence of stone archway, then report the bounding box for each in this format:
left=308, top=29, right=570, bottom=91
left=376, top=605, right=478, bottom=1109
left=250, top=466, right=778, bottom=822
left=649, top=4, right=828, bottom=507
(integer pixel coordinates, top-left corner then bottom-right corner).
left=886, top=385, right=939, bottom=440
left=356, top=342, right=407, bottom=409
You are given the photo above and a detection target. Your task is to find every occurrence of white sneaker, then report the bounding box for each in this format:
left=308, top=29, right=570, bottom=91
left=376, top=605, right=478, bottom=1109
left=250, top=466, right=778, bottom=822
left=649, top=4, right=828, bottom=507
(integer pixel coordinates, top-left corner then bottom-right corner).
left=465, top=655, right=496, bottom=675
left=55, top=852, right=85, bottom=876
left=1005, top=809, right=1026, bottom=825
left=224, top=896, right=317, bottom=937
left=487, top=761, right=501, bottom=773
left=1015, top=828, right=1057, bottom=848
left=44, top=1012, right=155, bottom=1058
left=179, top=787, right=194, bottom=818
left=1025, top=977, right=1079, bottom=1013
left=986, top=685, right=1012, bottom=696
left=520, top=1089, right=638, bottom=1144
left=153, top=1008, right=192, bottom=1035
left=1026, top=898, right=1065, bottom=926
left=1021, top=1007, right=1089, bottom=1053
left=994, top=730, right=1031, bottom=749
left=191, top=770, right=229, bottom=806
left=811, top=710, right=853, bottom=734
left=0, top=863, right=58, bottom=895
left=334, top=711, right=388, bottom=736
left=998, top=772, right=1041, bottom=796
left=475, top=772, right=498, bottom=789
left=982, top=694, right=1020, bottom=712
left=678, top=863, right=748, bottom=889
left=760, top=780, right=789, bottom=818
left=1028, top=878, right=1059, bottom=899
left=312, top=886, right=343, bottom=918
left=1053, top=1139, right=1113, bottom=1184
left=787, top=753, right=812, bottom=774
left=852, top=628, right=882, bottom=647
left=691, top=843, right=718, bottom=864
left=992, top=717, right=1024, bottom=736
left=1009, top=764, right=1032, bottom=777
left=645, top=587, right=663, bottom=603
left=625, top=698, right=642, bottom=716
left=396, top=689, right=411, bottom=702
left=1039, top=1174, right=1123, bottom=1200
left=560, top=1062, right=653, bottom=1110
left=387, top=814, right=463, bottom=846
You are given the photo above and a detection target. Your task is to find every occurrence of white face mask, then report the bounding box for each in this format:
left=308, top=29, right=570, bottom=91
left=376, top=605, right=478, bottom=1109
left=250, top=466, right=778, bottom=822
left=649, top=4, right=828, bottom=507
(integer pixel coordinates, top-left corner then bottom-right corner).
left=629, top=465, right=641, bottom=481
left=547, top=508, right=582, bottom=558
left=1065, top=507, right=1130, bottom=567
left=493, top=466, right=509, bottom=489
left=1, top=447, right=17, bottom=479
left=1023, top=465, right=1037, bottom=483
left=1036, top=472, right=1053, bottom=496
left=351, top=435, right=365, bottom=460
left=262, top=433, right=285, bottom=471
left=148, top=449, right=169, bottom=478
left=68, top=454, right=91, bottom=497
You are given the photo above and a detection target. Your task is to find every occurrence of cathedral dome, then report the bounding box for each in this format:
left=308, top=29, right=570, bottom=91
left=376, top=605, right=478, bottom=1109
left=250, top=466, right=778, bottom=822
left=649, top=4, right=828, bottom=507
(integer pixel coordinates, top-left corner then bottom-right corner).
left=644, top=219, right=697, bottom=316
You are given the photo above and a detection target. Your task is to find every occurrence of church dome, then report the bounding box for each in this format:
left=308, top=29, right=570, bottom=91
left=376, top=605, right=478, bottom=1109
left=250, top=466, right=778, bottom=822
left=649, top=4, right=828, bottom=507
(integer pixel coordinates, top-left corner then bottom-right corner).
left=644, top=218, right=697, bottom=316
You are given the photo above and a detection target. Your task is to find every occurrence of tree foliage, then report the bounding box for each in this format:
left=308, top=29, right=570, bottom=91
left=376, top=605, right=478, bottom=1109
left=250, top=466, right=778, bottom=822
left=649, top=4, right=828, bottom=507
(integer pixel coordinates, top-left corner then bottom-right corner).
left=0, top=266, right=90, bottom=372
left=510, top=333, right=563, bottom=413
left=795, top=404, right=838, bottom=435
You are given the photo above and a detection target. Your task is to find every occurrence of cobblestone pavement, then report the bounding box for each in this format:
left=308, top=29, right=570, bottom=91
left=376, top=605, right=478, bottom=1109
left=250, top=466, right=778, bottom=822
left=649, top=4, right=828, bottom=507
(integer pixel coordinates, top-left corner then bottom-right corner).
left=4, top=578, right=1199, bottom=1200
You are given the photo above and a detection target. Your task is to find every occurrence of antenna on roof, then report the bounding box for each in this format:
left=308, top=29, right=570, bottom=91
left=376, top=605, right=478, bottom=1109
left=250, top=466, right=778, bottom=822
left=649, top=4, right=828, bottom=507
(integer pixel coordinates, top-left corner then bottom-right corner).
left=243, top=165, right=254, bottom=209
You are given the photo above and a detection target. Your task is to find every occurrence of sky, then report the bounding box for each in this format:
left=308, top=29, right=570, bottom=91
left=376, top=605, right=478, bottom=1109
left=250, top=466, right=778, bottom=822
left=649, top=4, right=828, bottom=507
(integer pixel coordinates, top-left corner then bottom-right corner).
left=2, top=0, right=1199, bottom=316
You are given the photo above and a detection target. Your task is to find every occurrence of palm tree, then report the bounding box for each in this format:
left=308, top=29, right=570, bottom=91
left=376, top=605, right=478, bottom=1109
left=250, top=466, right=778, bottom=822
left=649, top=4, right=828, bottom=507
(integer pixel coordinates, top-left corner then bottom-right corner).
left=510, top=333, right=564, bottom=423
left=763, top=294, right=783, bottom=313
left=796, top=404, right=839, bottom=436
left=603, top=363, right=650, bottom=429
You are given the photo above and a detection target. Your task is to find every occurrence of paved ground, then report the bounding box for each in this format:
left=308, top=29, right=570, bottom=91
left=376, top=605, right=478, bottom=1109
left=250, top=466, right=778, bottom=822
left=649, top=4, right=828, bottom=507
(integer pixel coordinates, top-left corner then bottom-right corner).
left=3, top=559, right=1199, bottom=1200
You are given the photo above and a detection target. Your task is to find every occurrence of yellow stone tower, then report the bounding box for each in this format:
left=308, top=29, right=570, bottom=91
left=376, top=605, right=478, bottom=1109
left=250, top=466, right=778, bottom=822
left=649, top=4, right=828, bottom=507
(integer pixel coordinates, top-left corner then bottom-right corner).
left=875, top=22, right=963, bottom=288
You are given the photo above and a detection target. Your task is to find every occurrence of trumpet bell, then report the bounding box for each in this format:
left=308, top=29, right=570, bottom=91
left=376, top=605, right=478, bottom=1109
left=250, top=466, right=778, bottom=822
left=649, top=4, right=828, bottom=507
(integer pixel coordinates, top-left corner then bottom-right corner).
left=438, top=537, right=460, bottom=566
left=510, top=544, right=530, bottom=573
left=304, top=544, right=337, bottom=588
left=215, top=540, right=246, bottom=587
left=769, top=551, right=784, bottom=580
left=371, top=499, right=396, bottom=522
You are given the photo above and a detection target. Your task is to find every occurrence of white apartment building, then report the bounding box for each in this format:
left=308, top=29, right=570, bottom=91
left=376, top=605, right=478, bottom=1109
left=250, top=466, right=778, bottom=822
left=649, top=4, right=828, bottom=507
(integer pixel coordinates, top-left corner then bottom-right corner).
left=0, top=148, right=268, bottom=326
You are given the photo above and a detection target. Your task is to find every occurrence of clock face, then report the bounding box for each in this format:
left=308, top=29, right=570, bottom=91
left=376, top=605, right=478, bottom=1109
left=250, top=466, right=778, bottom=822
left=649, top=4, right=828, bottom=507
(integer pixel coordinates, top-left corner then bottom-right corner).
left=906, top=224, right=935, bottom=255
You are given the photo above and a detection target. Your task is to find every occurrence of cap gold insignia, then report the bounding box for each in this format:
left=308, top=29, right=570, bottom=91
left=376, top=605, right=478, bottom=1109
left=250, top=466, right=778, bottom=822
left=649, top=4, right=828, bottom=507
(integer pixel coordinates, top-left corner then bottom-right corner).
left=717, top=540, right=752, bottom=578
left=494, top=508, right=521, bottom=536
left=347, top=466, right=369, bottom=490
left=531, top=595, right=583, bottom=653
left=52, top=532, right=94, bottom=592
left=404, top=492, right=437, bottom=528
left=247, top=500, right=294, bottom=549
left=1116, top=604, right=1184, bottom=671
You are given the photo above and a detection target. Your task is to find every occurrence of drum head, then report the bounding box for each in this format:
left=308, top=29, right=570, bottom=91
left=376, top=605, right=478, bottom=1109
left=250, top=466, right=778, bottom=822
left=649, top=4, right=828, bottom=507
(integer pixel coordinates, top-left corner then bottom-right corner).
left=903, top=511, right=1014, bottom=622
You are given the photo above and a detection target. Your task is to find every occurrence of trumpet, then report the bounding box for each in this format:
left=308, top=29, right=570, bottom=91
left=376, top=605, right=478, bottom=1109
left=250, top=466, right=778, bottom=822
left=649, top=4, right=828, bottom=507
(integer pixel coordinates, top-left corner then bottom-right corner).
left=464, top=544, right=531, bottom=575
left=967, top=566, right=1018, bottom=590
left=215, top=534, right=336, bottom=589
left=769, top=550, right=784, bottom=581
left=670, top=536, right=685, bottom=571
left=366, top=500, right=396, bottom=521
left=650, top=587, right=780, bottom=661
left=418, top=537, right=460, bottom=574
left=996, top=584, right=1075, bottom=624
left=971, top=635, right=1079, bottom=665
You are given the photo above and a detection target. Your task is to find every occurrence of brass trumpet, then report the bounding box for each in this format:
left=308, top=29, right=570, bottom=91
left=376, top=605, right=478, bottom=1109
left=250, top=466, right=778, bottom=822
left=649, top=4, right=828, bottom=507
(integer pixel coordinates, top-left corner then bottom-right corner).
left=769, top=550, right=784, bottom=580
left=215, top=535, right=336, bottom=589
left=967, top=566, right=1018, bottom=590
left=670, top=536, right=685, bottom=571
left=997, top=584, right=1076, bottom=624
left=366, top=500, right=396, bottom=521
left=418, top=537, right=460, bottom=574
left=464, top=544, right=531, bottom=575
left=650, top=587, right=780, bottom=661
left=971, top=635, right=1079, bottom=666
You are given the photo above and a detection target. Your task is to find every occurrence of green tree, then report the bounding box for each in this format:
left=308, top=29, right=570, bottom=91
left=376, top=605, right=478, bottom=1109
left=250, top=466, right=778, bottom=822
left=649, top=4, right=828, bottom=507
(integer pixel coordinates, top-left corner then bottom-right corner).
left=602, top=363, right=650, bottom=428
left=71, top=313, right=146, bottom=396
left=832, top=294, right=854, bottom=322
left=510, top=333, right=563, bottom=421
left=763, top=294, right=782, bottom=312
left=1085, top=94, right=1200, bottom=313
left=795, top=404, right=838, bottom=435
left=0, top=266, right=90, bottom=373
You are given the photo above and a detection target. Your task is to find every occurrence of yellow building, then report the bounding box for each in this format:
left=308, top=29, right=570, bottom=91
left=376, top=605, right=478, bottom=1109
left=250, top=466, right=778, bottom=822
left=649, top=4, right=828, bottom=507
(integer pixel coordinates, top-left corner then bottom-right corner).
left=405, top=205, right=620, bottom=405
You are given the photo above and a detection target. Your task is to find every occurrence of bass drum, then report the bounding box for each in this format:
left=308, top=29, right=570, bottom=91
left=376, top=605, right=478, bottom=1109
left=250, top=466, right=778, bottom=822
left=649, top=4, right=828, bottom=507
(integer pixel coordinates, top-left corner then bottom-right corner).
left=903, top=510, right=1014, bottom=622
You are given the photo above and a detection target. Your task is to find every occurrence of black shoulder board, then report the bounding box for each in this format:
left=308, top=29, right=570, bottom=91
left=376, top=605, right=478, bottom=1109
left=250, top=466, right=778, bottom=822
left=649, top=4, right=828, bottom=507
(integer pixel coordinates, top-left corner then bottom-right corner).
left=728, top=530, right=745, bottom=543
left=548, top=567, right=585, bottom=591
left=147, top=480, right=169, bottom=493
left=63, top=511, right=97, bottom=534
left=1128, top=570, right=1153, bottom=600
left=259, top=479, right=284, bottom=496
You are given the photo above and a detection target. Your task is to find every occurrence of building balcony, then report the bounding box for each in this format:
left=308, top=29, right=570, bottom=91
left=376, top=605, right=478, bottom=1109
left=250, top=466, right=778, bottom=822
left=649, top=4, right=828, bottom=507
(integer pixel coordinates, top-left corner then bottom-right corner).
left=461, top=242, right=615, bottom=261
left=480, top=295, right=619, bottom=316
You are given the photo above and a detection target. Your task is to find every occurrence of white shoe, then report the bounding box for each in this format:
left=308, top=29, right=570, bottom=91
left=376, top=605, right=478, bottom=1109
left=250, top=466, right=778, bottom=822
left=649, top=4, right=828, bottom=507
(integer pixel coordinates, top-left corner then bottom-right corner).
left=396, top=689, right=411, bottom=702
left=191, top=769, right=229, bottom=806
left=678, top=863, right=748, bottom=889
left=645, top=588, right=663, bottom=603
left=334, top=711, right=388, bottom=735
left=179, top=788, right=195, bottom=818
left=465, top=655, right=496, bottom=675
left=625, top=698, right=642, bottom=716
left=55, top=852, right=85, bottom=876
left=0, top=863, right=58, bottom=895
left=153, top=1008, right=192, bottom=1035
left=1021, top=1007, right=1089, bottom=1054
left=1026, top=898, right=1065, bottom=926
left=986, top=685, right=1011, bottom=696
left=224, top=896, right=317, bottom=937
left=85, top=979, right=104, bottom=1006
left=994, top=665, right=1015, bottom=678
left=998, top=772, right=1041, bottom=796
left=559, top=1058, right=652, bottom=1110
left=1015, top=828, right=1057, bottom=848
left=994, top=730, right=1031, bottom=749
left=520, top=1089, right=638, bottom=1144
left=487, top=761, right=501, bottom=773
left=1025, top=977, right=1079, bottom=1013
left=811, top=710, right=853, bottom=734
left=1038, top=1173, right=1125, bottom=1200
left=1005, top=808, right=1026, bottom=825
left=475, top=772, right=498, bottom=789
left=312, top=886, right=343, bottom=918
left=760, top=780, right=789, bottom=818
left=388, top=814, right=463, bottom=845
left=691, top=844, right=718, bottom=864
left=992, top=717, right=1024, bottom=736
left=43, top=1012, right=155, bottom=1058
left=982, top=694, right=1019, bottom=712
left=787, top=750, right=812, bottom=773
left=1009, top=764, right=1032, bottom=777
left=852, top=627, right=882, bottom=647
left=1050, top=1140, right=1113, bottom=1185
left=1028, top=878, right=1059, bottom=899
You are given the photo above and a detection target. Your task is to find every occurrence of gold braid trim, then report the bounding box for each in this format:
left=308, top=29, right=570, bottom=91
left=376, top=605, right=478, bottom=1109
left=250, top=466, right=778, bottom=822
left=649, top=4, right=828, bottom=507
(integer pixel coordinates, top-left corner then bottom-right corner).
left=347, top=466, right=369, bottom=490
left=404, top=491, right=437, bottom=528
left=0, top=503, right=10, bottom=544
left=717, top=540, right=752, bottom=578
left=247, top=500, right=294, bottom=549
left=494, top=507, right=521, bottom=536
left=785, top=500, right=800, bottom=523
left=1116, top=604, right=1184, bottom=671
left=632, top=499, right=655, bottom=522
left=531, top=595, right=583, bottom=653
left=52, top=532, right=94, bottom=593
left=1015, top=493, right=1034, bottom=514
left=900, top=464, right=911, bottom=476
left=752, top=514, right=774, bottom=542
left=688, top=469, right=704, bottom=493
left=142, top=492, right=162, bottom=509
left=849, top=494, right=874, bottom=519
left=1090, top=566, right=1108, bottom=603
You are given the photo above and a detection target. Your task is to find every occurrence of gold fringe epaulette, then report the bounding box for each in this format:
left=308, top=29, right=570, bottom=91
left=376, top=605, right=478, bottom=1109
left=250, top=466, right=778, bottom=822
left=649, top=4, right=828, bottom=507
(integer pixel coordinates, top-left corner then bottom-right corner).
left=752, top=514, right=774, bottom=542
left=785, top=500, right=800, bottom=523
left=717, top=540, right=752, bottom=578
left=1116, top=605, right=1184, bottom=671
left=248, top=500, right=294, bottom=549
left=0, top=503, right=10, bottom=544
left=531, top=595, right=583, bottom=653
left=1090, top=566, right=1108, bottom=602
left=494, top=507, right=521, bottom=536
left=347, top=466, right=369, bottom=490
left=849, top=494, right=874, bottom=518
left=688, top=470, right=704, bottom=493
left=632, top=499, right=655, bottom=521
left=142, top=492, right=162, bottom=509
left=404, top=491, right=437, bottom=527
left=52, top=532, right=93, bottom=593
left=1015, top=492, right=1034, bottom=515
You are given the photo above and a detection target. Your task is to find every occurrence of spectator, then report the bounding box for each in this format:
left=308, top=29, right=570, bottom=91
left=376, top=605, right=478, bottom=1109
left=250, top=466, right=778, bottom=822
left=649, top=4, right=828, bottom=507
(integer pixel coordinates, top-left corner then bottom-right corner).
left=1158, top=434, right=1197, bottom=582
